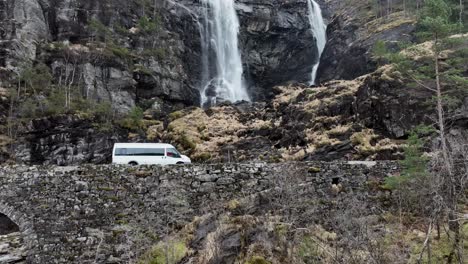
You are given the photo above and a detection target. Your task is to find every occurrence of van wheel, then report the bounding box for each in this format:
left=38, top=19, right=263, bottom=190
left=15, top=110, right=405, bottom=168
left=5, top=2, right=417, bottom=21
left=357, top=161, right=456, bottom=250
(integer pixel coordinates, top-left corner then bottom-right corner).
left=129, top=161, right=138, bottom=166
left=176, top=162, right=184, bottom=165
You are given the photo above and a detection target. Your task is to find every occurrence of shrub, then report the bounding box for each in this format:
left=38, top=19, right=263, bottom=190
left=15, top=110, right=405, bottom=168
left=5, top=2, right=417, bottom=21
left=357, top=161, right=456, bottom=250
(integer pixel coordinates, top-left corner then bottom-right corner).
left=19, top=63, right=53, bottom=93
left=19, top=98, right=40, bottom=118
left=119, top=107, right=145, bottom=131
left=297, top=236, right=320, bottom=262
left=137, top=16, right=159, bottom=33
left=108, top=44, right=132, bottom=60
left=138, top=239, right=187, bottom=264
left=179, top=133, right=196, bottom=152
left=89, top=19, right=111, bottom=40
left=94, top=102, right=114, bottom=121
left=168, top=111, right=184, bottom=121
left=384, top=130, right=428, bottom=190
left=44, top=89, right=68, bottom=116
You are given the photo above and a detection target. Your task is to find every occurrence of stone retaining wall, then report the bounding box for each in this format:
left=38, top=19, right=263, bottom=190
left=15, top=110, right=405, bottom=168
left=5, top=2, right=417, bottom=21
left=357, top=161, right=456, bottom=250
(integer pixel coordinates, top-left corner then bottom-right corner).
left=0, top=161, right=400, bottom=263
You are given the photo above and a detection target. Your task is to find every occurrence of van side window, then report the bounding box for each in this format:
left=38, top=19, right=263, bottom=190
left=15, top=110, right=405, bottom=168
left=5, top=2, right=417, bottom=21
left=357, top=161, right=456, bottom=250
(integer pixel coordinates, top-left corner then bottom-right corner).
left=115, top=148, right=165, bottom=156
left=166, top=148, right=182, bottom=158
left=115, top=148, right=127, bottom=156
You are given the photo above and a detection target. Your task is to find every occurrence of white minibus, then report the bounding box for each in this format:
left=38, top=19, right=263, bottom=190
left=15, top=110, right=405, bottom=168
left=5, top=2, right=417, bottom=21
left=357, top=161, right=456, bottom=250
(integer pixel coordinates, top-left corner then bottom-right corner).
left=112, top=143, right=191, bottom=165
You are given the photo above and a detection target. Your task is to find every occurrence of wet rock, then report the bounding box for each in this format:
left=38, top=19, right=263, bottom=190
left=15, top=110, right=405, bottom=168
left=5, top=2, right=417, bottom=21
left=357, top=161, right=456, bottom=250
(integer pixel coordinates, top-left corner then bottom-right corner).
left=238, top=0, right=317, bottom=100
left=318, top=2, right=415, bottom=82
left=14, top=115, right=126, bottom=165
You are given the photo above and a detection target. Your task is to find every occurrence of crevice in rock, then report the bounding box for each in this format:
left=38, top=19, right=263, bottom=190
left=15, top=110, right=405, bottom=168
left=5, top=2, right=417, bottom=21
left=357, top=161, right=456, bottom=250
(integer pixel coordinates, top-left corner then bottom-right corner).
left=0, top=213, right=26, bottom=263
left=0, top=213, right=19, bottom=236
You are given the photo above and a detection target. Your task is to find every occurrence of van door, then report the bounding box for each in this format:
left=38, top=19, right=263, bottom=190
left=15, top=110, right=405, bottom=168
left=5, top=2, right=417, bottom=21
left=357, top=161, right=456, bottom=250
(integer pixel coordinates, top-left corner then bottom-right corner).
left=165, top=148, right=183, bottom=164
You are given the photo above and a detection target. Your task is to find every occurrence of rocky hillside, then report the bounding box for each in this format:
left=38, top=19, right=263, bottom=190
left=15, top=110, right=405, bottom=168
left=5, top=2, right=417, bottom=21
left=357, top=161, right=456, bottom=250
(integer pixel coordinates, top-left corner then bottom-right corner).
left=0, top=0, right=466, bottom=165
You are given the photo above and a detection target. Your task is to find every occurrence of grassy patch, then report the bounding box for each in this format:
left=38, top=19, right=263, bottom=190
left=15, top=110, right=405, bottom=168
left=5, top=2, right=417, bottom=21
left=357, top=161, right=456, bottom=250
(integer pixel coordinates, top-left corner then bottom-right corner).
left=168, top=110, right=185, bottom=121
left=138, top=239, right=187, bottom=264
left=244, top=256, right=271, bottom=264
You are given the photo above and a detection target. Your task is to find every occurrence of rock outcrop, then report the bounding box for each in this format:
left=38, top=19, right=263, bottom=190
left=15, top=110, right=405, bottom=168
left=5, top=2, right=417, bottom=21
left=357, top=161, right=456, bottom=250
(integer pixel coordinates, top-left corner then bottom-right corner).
left=163, top=76, right=405, bottom=163
left=237, top=0, right=317, bottom=100
left=14, top=115, right=126, bottom=165
left=1, top=0, right=202, bottom=111
left=318, top=4, right=416, bottom=82
left=0, top=0, right=321, bottom=109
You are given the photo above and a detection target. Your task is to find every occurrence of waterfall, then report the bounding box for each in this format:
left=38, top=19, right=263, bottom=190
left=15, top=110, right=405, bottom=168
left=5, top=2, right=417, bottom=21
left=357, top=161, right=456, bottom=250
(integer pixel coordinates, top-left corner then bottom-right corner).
left=307, top=0, right=327, bottom=85
left=199, top=0, right=250, bottom=107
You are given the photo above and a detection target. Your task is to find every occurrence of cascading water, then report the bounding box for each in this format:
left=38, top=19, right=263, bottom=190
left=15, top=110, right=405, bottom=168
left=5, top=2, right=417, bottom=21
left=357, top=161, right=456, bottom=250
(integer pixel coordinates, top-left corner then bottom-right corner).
left=199, top=0, right=250, bottom=107
left=307, top=0, right=327, bottom=85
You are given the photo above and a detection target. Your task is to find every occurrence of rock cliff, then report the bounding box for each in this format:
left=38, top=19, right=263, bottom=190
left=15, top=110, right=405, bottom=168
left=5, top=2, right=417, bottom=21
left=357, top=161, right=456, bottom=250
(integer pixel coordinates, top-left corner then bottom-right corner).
left=0, top=0, right=319, bottom=106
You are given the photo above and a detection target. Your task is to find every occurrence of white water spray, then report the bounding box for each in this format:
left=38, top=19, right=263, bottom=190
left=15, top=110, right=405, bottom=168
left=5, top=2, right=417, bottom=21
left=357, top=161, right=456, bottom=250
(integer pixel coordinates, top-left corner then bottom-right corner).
left=200, top=0, right=250, bottom=107
left=307, top=0, right=327, bottom=85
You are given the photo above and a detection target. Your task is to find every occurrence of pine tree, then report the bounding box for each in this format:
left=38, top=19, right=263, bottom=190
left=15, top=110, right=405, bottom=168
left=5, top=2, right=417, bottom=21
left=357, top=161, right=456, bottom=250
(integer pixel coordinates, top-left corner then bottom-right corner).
left=380, top=0, right=467, bottom=261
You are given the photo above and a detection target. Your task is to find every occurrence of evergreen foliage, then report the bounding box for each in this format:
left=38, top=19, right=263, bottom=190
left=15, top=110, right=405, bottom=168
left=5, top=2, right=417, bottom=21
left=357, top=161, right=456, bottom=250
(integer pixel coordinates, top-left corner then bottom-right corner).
left=384, top=127, right=431, bottom=190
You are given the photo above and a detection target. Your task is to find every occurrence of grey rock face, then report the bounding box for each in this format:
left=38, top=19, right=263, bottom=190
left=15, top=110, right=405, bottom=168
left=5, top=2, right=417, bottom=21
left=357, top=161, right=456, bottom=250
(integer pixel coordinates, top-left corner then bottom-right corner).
left=166, top=0, right=319, bottom=101
left=238, top=0, right=317, bottom=100
left=0, top=0, right=325, bottom=107
left=317, top=1, right=415, bottom=82
left=14, top=115, right=126, bottom=165
left=0, top=0, right=417, bottom=110
left=354, top=69, right=435, bottom=138
left=6, top=0, right=49, bottom=68
left=1, top=0, right=202, bottom=111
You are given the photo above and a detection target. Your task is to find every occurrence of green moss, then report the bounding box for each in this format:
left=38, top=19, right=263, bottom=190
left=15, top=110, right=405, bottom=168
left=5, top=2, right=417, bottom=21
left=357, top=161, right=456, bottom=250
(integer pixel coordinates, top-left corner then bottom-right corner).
left=139, top=240, right=187, bottom=264
left=98, top=186, right=114, bottom=191
left=168, top=110, right=185, bottom=120
left=244, top=256, right=271, bottom=264
left=268, top=156, right=281, bottom=163
left=308, top=167, right=321, bottom=173
left=112, top=229, right=126, bottom=238
left=305, top=89, right=317, bottom=95
left=116, top=219, right=129, bottom=225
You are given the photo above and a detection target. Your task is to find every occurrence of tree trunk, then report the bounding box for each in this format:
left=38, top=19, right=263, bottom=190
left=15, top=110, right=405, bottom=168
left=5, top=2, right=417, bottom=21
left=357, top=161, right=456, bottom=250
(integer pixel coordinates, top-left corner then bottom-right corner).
left=434, top=34, right=461, bottom=263
left=460, top=0, right=464, bottom=32
left=434, top=35, right=452, bottom=176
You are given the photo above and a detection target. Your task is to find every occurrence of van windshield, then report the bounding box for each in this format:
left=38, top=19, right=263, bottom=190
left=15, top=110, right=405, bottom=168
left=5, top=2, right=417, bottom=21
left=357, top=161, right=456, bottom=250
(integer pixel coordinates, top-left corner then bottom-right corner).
left=166, top=148, right=182, bottom=158
left=115, top=148, right=165, bottom=156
